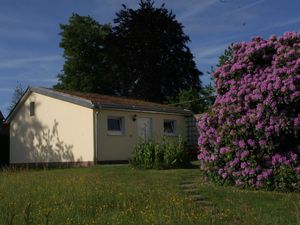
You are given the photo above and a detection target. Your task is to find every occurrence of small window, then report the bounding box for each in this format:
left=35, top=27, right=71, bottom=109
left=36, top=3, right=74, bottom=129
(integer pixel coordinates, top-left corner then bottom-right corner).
left=164, top=120, right=177, bottom=135
left=107, top=117, right=124, bottom=135
left=30, top=102, right=35, bottom=116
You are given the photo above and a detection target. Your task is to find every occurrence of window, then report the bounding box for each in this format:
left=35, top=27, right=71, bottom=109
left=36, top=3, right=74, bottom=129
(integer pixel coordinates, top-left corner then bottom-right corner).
left=164, top=120, right=177, bottom=135
left=30, top=102, right=35, bottom=116
left=107, top=117, right=124, bottom=135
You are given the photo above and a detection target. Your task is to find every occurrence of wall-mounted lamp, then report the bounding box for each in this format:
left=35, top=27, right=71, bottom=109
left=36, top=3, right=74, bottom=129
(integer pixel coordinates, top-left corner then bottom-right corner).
left=132, top=114, right=137, bottom=121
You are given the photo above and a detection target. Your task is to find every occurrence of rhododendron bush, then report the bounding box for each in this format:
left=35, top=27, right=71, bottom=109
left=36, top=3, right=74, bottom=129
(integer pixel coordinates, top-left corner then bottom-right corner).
left=198, top=32, right=300, bottom=191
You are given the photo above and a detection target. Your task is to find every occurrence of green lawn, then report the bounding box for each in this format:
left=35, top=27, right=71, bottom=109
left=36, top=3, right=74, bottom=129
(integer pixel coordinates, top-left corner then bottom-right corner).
left=0, top=165, right=299, bottom=225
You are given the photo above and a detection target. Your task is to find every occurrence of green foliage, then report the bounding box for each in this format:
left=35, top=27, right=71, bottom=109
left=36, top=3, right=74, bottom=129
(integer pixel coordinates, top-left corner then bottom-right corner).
left=201, top=84, right=216, bottom=109
left=218, top=45, right=233, bottom=67
left=54, top=13, right=113, bottom=94
left=163, top=136, right=190, bottom=168
left=165, top=85, right=215, bottom=113
left=106, top=0, right=202, bottom=102
left=0, top=167, right=207, bottom=224
left=55, top=2, right=202, bottom=103
left=273, top=166, right=300, bottom=192
left=130, top=136, right=190, bottom=169
left=198, top=32, right=300, bottom=192
left=131, top=140, right=157, bottom=169
left=1, top=166, right=300, bottom=224
left=8, top=83, right=25, bottom=112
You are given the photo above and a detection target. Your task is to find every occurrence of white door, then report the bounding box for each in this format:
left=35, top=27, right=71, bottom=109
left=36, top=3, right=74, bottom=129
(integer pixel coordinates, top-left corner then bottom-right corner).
left=137, top=117, right=152, bottom=140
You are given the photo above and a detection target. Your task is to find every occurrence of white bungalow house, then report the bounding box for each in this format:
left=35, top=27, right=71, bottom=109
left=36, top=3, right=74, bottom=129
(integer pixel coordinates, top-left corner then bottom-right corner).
left=6, top=87, right=195, bottom=166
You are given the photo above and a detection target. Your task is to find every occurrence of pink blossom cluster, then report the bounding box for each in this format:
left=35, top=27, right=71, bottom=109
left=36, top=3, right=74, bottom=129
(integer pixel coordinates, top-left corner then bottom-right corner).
left=198, top=32, right=300, bottom=191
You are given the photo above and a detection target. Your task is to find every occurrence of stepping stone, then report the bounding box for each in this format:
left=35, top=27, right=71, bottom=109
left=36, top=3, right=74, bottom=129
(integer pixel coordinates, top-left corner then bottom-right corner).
left=180, top=179, right=195, bottom=183
left=185, top=174, right=200, bottom=177
left=180, top=182, right=194, bottom=186
left=195, top=200, right=213, bottom=207
left=179, top=183, right=196, bottom=188
left=179, top=176, right=213, bottom=208
left=183, top=188, right=199, bottom=193
left=182, top=178, right=198, bottom=182
left=189, top=195, right=207, bottom=201
left=180, top=182, right=196, bottom=188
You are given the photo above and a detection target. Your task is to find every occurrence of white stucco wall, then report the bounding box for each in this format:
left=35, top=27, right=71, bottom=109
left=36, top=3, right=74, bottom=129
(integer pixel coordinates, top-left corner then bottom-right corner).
left=96, top=109, right=186, bottom=161
left=10, top=92, right=94, bottom=164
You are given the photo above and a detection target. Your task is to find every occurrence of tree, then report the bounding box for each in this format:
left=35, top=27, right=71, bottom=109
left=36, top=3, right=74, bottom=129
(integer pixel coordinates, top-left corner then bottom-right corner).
left=54, top=14, right=113, bottom=94
left=166, top=84, right=215, bottom=114
left=106, top=0, right=202, bottom=102
left=8, top=83, right=25, bottom=112
left=217, top=45, right=233, bottom=67
left=200, top=84, right=215, bottom=110
left=198, top=32, right=300, bottom=191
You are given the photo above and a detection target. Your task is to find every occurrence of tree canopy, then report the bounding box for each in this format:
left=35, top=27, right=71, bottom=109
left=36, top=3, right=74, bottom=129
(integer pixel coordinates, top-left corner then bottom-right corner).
left=55, top=1, right=202, bottom=104
left=217, top=45, right=233, bottom=67
left=106, top=0, right=202, bottom=102
left=165, top=85, right=215, bottom=114
left=54, top=13, right=113, bottom=94
left=8, top=83, right=25, bottom=112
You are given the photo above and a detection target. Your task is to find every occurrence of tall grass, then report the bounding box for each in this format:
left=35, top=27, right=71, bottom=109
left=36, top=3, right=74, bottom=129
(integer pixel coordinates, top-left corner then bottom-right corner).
left=130, top=136, right=190, bottom=169
left=0, top=165, right=299, bottom=224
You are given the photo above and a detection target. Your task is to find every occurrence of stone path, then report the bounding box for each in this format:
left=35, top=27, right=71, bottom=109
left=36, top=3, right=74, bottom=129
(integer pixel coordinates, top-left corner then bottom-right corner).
left=179, top=174, right=213, bottom=207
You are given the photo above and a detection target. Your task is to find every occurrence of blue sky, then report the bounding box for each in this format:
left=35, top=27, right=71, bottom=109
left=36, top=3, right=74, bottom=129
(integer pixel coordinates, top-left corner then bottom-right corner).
left=0, top=0, right=299, bottom=116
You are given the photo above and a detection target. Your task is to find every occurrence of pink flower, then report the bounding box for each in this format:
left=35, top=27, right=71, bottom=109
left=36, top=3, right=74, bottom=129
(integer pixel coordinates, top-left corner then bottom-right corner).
left=235, top=179, right=243, bottom=186
left=247, top=139, right=255, bottom=147
left=258, top=140, right=266, bottom=146
left=222, top=173, right=228, bottom=178
left=295, top=167, right=300, bottom=175
left=291, top=153, right=298, bottom=161
left=240, top=150, right=250, bottom=159
left=197, top=32, right=300, bottom=190
left=238, top=140, right=246, bottom=148
left=218, top=168, right=224, bottom=175
left=256, top=181, right=263, bottom=188
left=220, top=147, right=230, bottom=154
left=257, top=174, right=263, bottom=181
left=241, top=162, right=248, bottom=169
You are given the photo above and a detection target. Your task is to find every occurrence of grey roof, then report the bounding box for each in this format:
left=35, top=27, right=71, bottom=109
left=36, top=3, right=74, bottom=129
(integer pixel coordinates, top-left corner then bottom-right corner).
left=31, top=87, right=93, bottom=108
left=6, top=87, right=192, bottom=122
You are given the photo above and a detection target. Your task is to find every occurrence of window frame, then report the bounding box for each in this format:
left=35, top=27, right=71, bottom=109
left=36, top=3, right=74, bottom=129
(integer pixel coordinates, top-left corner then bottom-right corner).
left=30, top=102, right=35, bottom=117
left=163, top=119, right=177, bottom=136
left=107, top=116, right=125, bottom=136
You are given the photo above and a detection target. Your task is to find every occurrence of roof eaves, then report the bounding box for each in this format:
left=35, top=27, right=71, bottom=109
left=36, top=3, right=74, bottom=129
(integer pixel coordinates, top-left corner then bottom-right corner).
left=95, top=103, right=192, bottom=115
left=30, top=87, right=94, bottom=109
left=6, top=87, right=94, bottom=123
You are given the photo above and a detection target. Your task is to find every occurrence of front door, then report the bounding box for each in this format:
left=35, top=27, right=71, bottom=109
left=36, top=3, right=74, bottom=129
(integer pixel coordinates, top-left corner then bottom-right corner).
left=137, top=117, right=152, bottom=140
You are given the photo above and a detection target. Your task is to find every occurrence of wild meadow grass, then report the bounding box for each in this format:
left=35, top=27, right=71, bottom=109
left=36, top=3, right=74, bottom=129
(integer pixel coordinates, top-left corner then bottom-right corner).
left=0, top=165, right=299, bottom=224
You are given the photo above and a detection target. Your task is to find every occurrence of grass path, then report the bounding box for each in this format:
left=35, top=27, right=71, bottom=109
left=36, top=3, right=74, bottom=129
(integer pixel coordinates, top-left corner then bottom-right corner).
left=179, top=172, right=213, bottom=208
left=0, top=165, right=299, bottom=224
